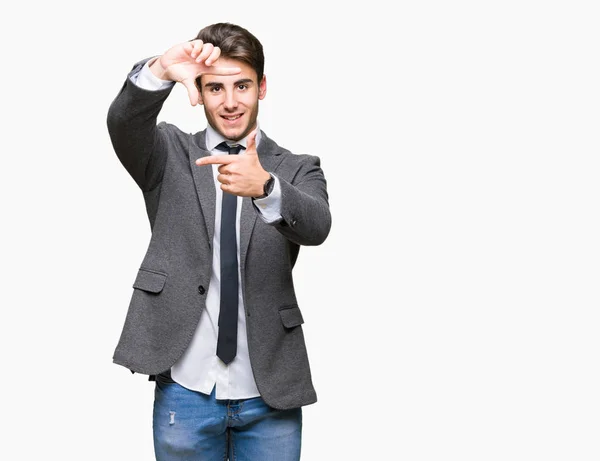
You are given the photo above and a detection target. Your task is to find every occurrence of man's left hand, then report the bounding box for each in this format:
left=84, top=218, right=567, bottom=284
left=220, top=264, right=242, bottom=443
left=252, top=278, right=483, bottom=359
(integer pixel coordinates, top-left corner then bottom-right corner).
left=195, top=129, right=270, bottom=197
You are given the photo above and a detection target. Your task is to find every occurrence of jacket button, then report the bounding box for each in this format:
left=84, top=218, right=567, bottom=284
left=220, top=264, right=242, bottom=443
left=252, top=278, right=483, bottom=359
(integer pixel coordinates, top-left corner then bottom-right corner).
left=197, top=285, right=206, bottom=295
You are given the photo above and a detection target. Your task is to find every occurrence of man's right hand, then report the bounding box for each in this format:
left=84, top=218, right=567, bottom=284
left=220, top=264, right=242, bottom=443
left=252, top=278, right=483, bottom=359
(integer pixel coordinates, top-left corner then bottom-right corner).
left=149, top=39, right=241, bottom=106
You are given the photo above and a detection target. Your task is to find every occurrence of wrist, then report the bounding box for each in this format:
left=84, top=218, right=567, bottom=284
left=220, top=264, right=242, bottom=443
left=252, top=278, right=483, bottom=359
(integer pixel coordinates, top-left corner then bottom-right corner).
left=253, top=173, right=274, bottom=199
left=149, top=56, right=170, bottom=81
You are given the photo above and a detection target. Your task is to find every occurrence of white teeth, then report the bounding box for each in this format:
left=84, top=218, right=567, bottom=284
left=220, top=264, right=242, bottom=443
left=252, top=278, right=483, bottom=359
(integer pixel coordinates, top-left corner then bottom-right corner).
left=224, top=115, right=241, bottom=121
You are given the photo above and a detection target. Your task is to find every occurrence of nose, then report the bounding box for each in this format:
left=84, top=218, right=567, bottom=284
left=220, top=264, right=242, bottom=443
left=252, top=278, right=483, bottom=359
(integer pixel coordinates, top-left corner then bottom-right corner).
left=223, top=91, right=238, bottom=111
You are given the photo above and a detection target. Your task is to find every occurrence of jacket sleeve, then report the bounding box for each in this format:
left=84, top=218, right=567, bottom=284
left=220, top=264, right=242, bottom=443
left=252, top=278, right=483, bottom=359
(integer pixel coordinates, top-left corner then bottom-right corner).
left=106, top=59, right=173, bottom=192
left=273, top=154, right=332, bottom=246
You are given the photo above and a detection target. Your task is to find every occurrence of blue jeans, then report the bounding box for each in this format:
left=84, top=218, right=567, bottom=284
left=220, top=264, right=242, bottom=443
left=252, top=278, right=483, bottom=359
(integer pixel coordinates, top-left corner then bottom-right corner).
left=153, top=374, right=302, bottom=460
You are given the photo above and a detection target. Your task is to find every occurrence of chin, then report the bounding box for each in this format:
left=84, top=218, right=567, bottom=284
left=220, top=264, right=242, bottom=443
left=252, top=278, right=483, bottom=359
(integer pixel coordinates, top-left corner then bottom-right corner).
left=220, top=126, right=247, bottom=142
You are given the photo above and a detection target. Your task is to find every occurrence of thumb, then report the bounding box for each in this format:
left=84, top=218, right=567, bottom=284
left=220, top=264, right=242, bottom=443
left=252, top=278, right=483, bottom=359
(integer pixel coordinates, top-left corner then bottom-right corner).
left=245, top=128, right=258, bottom=154
left=181, top=78, right=200, bottom=106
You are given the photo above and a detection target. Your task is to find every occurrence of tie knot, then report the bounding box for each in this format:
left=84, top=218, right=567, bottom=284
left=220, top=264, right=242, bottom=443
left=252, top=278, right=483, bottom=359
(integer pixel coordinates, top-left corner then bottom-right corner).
left=215, top=142, right=244, bottom=155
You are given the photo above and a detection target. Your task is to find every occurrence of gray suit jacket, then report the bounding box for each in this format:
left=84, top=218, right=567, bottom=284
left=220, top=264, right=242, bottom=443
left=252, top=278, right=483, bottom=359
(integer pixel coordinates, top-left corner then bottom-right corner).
left=106, top=60, right=331, bottom=410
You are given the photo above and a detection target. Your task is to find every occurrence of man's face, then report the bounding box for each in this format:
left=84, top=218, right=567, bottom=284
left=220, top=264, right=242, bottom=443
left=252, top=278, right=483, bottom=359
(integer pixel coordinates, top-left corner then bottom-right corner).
left=198, top=58, right=267, bottom=141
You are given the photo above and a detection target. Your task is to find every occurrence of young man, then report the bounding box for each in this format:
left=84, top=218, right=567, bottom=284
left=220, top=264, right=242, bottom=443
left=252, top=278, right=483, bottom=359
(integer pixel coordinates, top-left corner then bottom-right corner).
left=106, top=22, right=331, bottom=460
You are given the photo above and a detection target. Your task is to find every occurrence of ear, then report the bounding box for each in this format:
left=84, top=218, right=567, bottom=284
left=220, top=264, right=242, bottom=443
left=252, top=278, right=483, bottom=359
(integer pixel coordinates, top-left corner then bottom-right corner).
left=258, top=75, right=267, bottom=100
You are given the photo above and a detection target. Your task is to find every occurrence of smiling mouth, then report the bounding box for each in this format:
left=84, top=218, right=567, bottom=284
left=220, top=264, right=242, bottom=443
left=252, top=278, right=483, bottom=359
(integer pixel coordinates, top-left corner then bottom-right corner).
left=221, top=114, right=243, bottom=121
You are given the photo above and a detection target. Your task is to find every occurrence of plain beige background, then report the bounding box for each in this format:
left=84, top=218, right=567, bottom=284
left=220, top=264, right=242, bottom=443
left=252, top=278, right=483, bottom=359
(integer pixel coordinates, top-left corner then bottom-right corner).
left=2, top=0, right=599, bottom=459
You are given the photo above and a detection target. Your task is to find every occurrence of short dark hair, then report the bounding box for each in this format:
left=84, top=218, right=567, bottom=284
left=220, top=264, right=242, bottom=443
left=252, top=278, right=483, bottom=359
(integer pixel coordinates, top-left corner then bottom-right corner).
left=194, top=23, right=265, bottom=90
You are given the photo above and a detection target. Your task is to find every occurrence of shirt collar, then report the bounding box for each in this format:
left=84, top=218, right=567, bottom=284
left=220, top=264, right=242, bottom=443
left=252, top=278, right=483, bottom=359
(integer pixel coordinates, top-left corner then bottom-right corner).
left=205, top=122, right=262, bottom=153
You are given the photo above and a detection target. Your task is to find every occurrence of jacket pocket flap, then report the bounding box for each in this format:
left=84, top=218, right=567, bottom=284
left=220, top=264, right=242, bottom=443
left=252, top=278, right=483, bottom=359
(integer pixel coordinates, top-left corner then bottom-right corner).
left=279, top=305, right=304, bottom=328
left=132, top=268, right=167, bottom=293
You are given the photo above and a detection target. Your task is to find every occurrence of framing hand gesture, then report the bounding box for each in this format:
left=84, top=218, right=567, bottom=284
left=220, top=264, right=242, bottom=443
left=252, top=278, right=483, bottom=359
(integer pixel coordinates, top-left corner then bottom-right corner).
left=195, top=129, right=270, bottom=197
left=150, top=39, right=241, bottom=105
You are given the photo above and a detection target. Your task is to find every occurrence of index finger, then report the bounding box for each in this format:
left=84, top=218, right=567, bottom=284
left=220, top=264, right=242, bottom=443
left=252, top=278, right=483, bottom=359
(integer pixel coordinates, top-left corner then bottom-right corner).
left=204, top=65, right=241, bottom=76
left=196, top=155, right=237, bottom=166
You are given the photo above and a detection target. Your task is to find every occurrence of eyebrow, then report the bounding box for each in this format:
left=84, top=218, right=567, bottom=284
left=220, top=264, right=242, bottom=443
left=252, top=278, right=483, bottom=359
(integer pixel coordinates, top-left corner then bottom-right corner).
left=203, top=78, right=255, bottom=89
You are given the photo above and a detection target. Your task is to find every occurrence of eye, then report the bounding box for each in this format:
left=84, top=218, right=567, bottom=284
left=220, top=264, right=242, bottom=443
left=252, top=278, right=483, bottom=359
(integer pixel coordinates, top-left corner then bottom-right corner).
left=210, top=85, right=222, bottom=93
left=237, top=84, right=248, bottom=90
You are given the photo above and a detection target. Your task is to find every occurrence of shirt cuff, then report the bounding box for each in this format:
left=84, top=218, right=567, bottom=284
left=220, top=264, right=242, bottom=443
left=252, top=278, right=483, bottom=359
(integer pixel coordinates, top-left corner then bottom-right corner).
left=130, top=57, right=175, bottom=91
left=253, top=174, right=282, bottom=224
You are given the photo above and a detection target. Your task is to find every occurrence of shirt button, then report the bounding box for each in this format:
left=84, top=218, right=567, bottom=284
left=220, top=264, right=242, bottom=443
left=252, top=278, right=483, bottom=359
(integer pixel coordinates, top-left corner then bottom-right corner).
left=197, top=285, right=206, bottom=295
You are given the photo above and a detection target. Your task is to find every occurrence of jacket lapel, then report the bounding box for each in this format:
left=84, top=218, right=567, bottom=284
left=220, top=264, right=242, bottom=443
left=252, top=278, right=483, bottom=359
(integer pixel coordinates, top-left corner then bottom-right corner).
left=189, top=131, right=216, bottom=248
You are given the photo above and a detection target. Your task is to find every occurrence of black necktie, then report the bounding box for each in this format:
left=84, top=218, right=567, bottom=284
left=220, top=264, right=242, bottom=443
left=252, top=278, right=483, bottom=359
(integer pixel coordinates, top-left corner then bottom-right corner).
left=215, top=142, right=244, bottom=364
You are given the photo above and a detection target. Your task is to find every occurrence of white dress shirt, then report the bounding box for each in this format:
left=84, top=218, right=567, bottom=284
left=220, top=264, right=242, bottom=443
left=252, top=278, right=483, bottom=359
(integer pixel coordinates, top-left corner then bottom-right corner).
left=131, top=60, right=282, bottom=399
